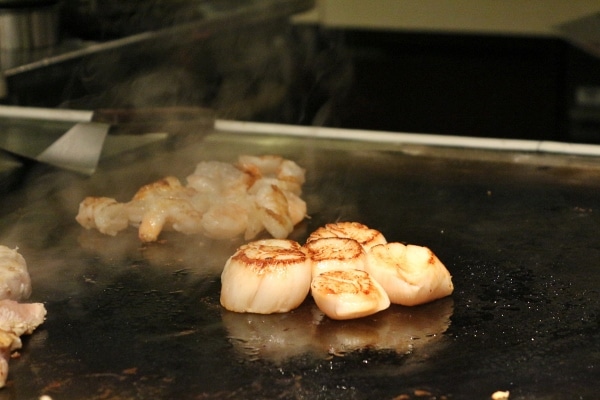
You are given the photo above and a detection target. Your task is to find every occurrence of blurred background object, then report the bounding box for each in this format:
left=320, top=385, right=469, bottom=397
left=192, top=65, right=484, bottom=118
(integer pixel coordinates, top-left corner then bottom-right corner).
left=2, top=0, right=600, bottom=142
left=0, top=0, right=60, bottom=50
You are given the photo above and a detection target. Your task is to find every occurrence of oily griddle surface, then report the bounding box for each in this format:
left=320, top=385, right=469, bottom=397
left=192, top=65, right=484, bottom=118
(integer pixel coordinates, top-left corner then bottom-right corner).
left=0, top=130, right=599, bottom=399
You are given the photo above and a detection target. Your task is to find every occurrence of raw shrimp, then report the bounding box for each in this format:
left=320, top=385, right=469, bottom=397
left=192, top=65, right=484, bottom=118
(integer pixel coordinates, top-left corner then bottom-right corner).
left=277, top=158, right=307, bottom=195
left=238, top=155, right=306, bottom=195
left=75, top=155, right=308, bottom=242
left=186, top=161, right=250, bottom=197
left=237, top=154, right=284, bottom=178
left=200, top=197, right=252, bottom=240
left=252, top=182, right=294, bottom=239
left=283, top=190, right=308, bottom=226
left=248, top=177, right=307, bottom=238
left=127, top=176, right=205, bottom=242
left=76, top=197, right=129, bottom=236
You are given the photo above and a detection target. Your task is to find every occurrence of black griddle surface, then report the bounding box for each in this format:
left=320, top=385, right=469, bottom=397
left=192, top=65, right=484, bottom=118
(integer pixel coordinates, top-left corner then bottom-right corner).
left=0, top=130, right=598, bottom=399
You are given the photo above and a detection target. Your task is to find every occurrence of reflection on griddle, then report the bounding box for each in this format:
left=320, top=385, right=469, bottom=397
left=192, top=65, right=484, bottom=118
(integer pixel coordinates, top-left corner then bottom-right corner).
left=222, top=296, right=454, bottom=363
left=222, top=303, right=318, bottom=363
left=76, top=229, right=243, bottom=275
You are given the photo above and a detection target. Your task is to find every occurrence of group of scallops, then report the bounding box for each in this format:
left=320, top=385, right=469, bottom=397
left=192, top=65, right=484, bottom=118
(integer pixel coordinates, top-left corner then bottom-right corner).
left=220, top=222, right=454, bottom=320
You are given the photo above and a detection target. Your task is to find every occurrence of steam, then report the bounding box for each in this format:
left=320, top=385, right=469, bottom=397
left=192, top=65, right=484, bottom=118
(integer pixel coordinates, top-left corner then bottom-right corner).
left=1, top=2, right=357, bottom=301
left=60, top=6, right=353, bottom=127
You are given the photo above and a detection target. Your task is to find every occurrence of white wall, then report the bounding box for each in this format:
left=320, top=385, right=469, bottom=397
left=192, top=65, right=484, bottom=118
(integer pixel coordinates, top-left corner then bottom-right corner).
left=294, top=0, right=600, bottom=37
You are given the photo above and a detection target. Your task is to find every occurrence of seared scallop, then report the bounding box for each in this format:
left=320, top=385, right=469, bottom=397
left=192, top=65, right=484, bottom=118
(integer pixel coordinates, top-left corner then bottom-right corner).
left=306, top=222, right=387, bottom=251
left=310, top=269, right=390, bottom=320
left=366, top=243, right=453, bottom=306
left=220, top=239, right=311, bottom=314
left=303, top=237, right=368, bottom=278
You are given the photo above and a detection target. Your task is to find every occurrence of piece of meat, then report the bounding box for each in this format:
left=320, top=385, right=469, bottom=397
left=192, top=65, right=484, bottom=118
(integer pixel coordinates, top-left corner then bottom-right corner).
left=0, top=300, right=47, bottom=336
left=0, top=246, right=32, bottom=301
left=0, top=299, right=46, bottom=388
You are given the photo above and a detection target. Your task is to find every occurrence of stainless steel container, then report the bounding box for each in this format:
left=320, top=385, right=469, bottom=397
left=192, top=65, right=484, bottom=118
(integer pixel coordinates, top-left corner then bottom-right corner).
left=0, top=0, right=59, bottom=50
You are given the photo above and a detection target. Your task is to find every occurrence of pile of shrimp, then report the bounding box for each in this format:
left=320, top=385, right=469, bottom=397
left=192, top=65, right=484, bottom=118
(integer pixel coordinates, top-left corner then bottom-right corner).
left=75, top=155, right=307, bottom=242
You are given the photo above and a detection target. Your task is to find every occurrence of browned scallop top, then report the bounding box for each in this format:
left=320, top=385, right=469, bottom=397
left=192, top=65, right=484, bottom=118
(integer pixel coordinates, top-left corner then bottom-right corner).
left=303, top=237, right=365, bottom=261
left=131, top=176, right=198, bottom=201
left=306, top=222, right=382, bottom=247
left=231, top=239, right=308, bottom=274
left=311, top=269, right=376, bottom=295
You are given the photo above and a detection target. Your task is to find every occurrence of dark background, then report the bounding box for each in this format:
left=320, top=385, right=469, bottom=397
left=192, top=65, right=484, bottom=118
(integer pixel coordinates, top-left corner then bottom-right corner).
left=4, top=0, right=600, bottom=143
left=285, top=27, right=600, bottom=144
